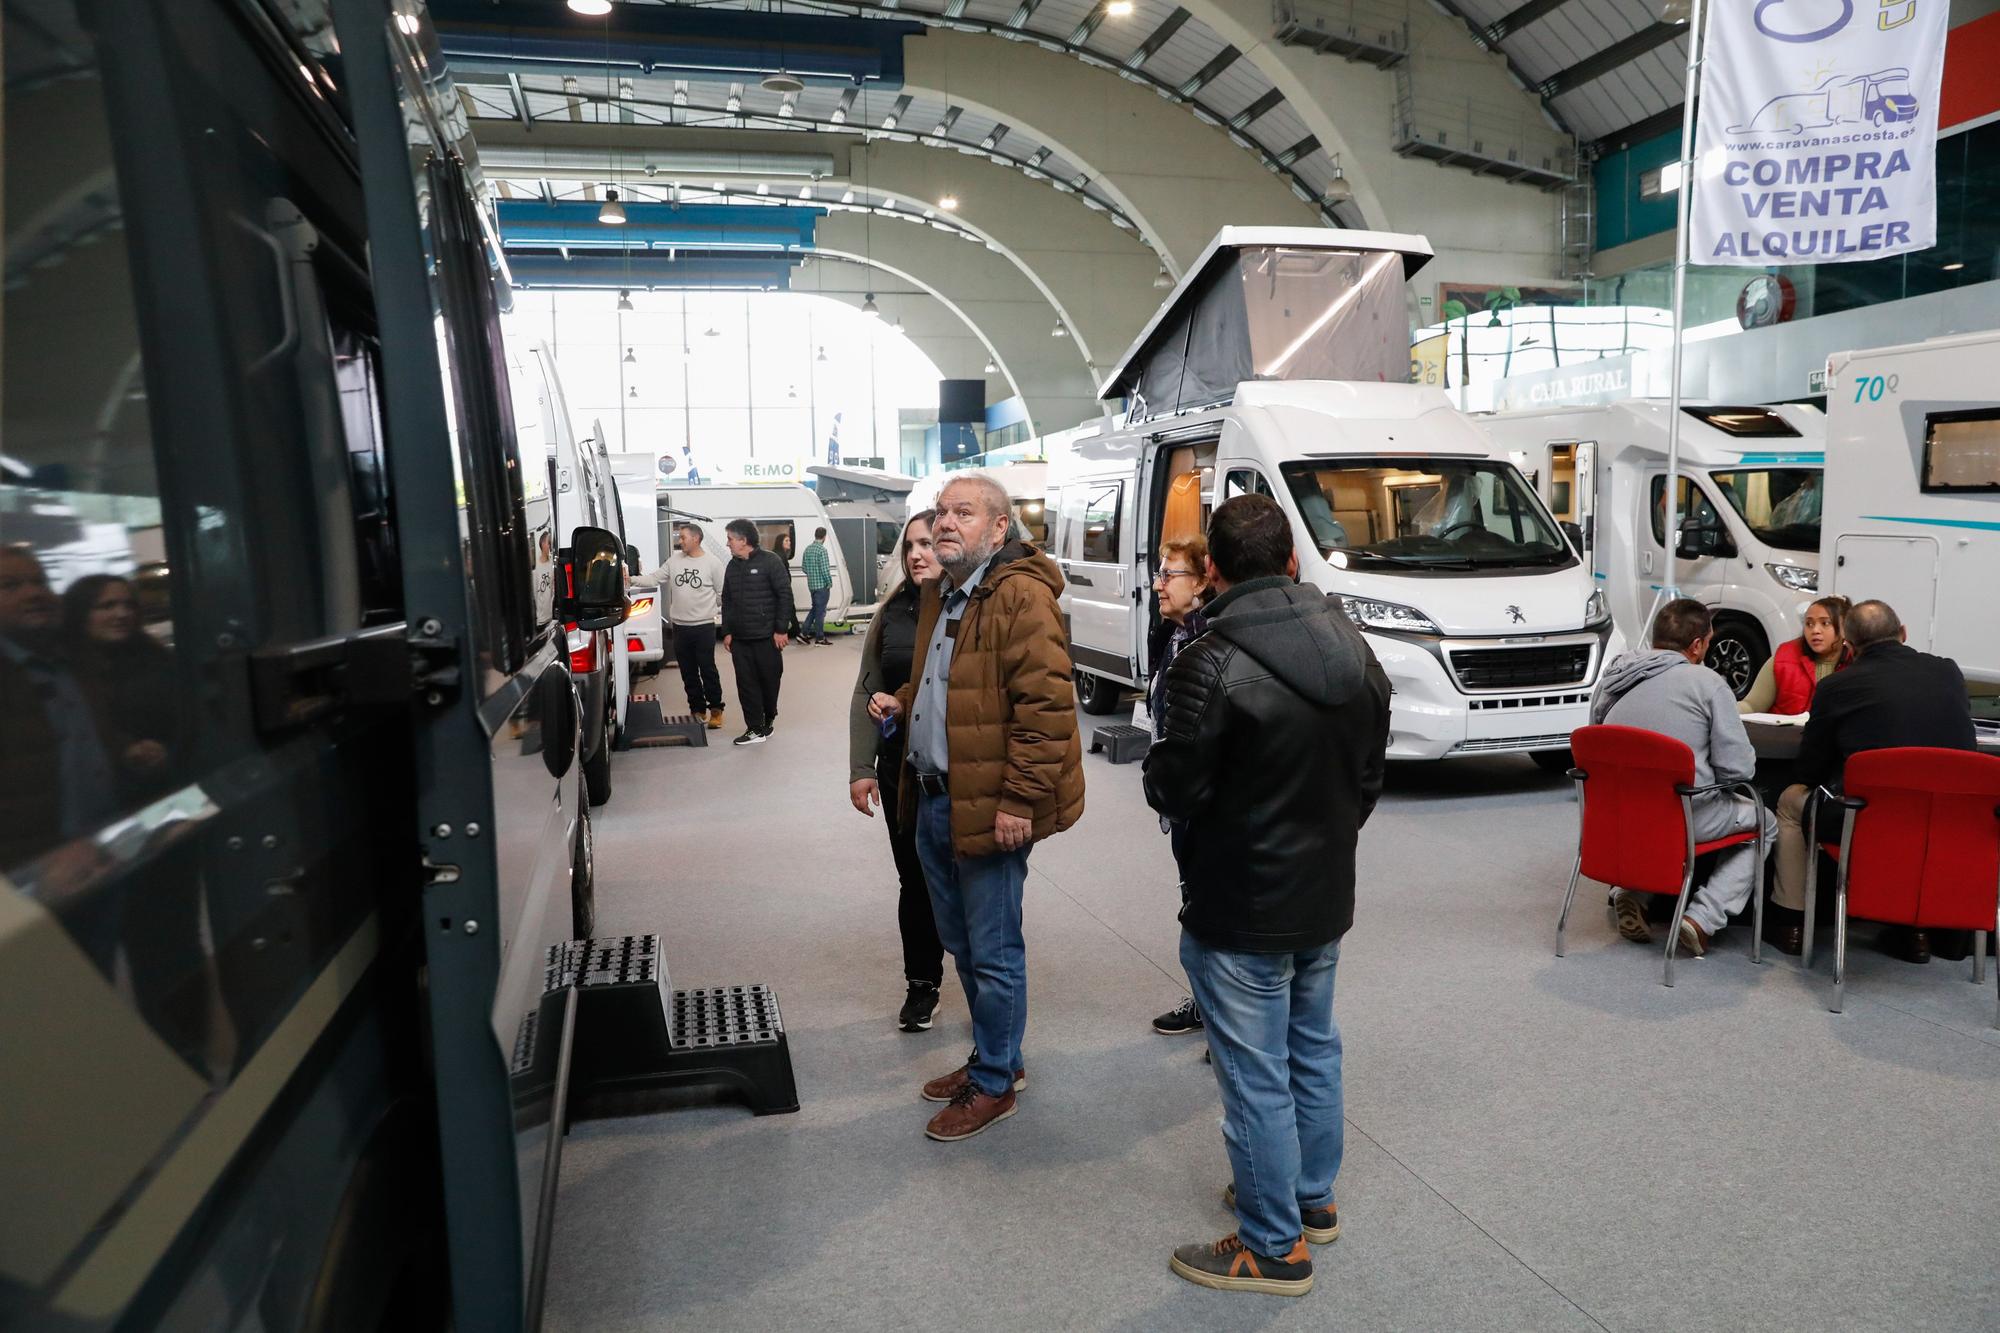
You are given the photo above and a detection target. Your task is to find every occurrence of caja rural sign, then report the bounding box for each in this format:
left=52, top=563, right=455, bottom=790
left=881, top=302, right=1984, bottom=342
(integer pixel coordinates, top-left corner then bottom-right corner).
left=1693, top=0, right=1947, bottom=265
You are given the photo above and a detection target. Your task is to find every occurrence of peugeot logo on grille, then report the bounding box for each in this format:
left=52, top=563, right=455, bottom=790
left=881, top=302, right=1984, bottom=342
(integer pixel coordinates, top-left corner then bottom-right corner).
left=1505, top=604, right=1526, bottom=624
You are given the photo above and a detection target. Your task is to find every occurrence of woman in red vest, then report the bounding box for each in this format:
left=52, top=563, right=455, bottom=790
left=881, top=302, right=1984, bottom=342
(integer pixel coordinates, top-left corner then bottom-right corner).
left=1738, top=595, right=1852, bottom=715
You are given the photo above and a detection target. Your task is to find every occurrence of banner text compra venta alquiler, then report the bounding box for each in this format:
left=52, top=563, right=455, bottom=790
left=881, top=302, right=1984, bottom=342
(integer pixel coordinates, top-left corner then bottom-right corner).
left=1707, top=147, right=1918, bottom=260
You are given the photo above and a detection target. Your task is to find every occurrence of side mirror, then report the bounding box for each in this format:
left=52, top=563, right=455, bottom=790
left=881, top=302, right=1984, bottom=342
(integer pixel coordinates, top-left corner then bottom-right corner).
left=1559, top=520, right=1585, bottom=555
left=624, top=543, right=641, bottom=576
left=1676, top=515, right=1730, bottom=560
left=557, top=525, right=630, bottom=630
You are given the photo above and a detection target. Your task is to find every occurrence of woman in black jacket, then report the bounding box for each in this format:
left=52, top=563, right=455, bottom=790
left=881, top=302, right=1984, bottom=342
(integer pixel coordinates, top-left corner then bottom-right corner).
left=62, top=573, right=178, bottom=803
left=1147, top=534, right=1211, bottom=1036
left=848, top=511, right=946, bottom=1032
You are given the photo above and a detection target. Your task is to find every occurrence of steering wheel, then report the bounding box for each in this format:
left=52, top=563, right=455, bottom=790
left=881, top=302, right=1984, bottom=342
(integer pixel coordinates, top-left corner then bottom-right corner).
left=1434, top=520, right=1481, bottom=542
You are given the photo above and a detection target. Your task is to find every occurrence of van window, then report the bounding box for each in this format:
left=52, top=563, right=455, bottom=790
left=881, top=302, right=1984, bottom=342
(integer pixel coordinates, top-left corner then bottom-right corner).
left=1649, top=476, right=1726, bottom=546
left=760, top=521, right=798, bottom=561
left=1223, top=469, right=1273, bottom=501
left=877, top=520, right=904, bottom=558
left=1710, top=468, right=1821, bottom=552
left=1278, top=459, right=1571, bottom=570
left=1921, top=410, right=2000, bottom=493
left=1081, top=482, right=1124, bottom=562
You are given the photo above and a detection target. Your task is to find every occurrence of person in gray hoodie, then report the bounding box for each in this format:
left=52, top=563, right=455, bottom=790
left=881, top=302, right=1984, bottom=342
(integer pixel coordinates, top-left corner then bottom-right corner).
left=1145, top=495, right=1390, bottom=1298
left=1590, top=598, right=1775, bottom=956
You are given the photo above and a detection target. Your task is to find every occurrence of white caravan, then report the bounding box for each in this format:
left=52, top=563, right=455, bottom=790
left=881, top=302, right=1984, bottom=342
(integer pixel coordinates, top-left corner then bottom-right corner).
left=1054, top=227, right=1613, bottom=766
left=808, top=463, right=917, bottom=613
left=660, top=482, right=853, bottom=627
left=909, top=460, right=1051, bottom=546
left=1481, top=400, right=1826, bottom=697
left=608, top=452, right=665, bottom=727
left=1822, top=331, right=2000, bottom=689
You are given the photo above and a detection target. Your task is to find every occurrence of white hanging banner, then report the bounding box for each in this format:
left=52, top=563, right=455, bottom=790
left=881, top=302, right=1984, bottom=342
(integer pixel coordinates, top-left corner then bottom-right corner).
left=1692, top=0, right=1948, bottom=267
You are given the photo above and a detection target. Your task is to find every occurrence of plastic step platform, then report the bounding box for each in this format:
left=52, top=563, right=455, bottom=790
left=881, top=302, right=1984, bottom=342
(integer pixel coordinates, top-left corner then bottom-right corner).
left=616, top=693, right=710, bottom=750
left=556, top=934, right=799, bottom=1118
left=1089, top=723, right=1153, bottom=765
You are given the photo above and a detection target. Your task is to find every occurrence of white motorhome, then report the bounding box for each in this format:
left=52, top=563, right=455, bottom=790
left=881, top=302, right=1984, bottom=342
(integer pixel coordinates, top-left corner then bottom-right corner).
left=808, top=463, right=917, bottom=613
left=661, top=482, right=853, bottom=628
left=608, top=452, right=665, bottom=724
left=1482, top=400, right=1826, bottom=697
left=909, top=460, right=1051, bottom=546
left=1053, top=227, right=1614, bottom=766
left=1822, top=331, right=2000, bottom=690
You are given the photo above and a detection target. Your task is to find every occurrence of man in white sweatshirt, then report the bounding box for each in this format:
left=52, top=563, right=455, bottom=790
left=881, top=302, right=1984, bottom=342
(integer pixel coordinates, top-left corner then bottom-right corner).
left=647, top=523, right=728, bottom=729
left=1590, top=598, right=1775, bottom=957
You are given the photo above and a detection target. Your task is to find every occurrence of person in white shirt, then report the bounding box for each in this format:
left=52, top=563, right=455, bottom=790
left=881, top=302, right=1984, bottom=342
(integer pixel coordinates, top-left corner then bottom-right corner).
left=646, top=523, right=728, bottom=729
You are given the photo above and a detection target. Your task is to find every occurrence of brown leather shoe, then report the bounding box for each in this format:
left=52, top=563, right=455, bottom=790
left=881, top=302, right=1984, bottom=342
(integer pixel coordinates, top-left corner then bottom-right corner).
left=1764, top=922, right=1804, bottom=956
left=921, top=1058, right=1026, bottom=1104
left=924, top=1085, right=1016, bottom=1142
left=1676, top=916, right=1710, bottom=958
left=1880, top=926, right=1931, bottom=964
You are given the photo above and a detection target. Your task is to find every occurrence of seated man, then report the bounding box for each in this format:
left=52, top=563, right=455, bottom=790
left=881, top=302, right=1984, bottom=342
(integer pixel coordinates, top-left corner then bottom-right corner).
left=1591, top=598, right=1776, bottom=957
left=1771, top=599, right=1977, bottom=959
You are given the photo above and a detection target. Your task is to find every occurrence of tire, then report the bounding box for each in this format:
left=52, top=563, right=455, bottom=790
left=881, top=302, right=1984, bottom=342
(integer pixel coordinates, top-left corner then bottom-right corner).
left=1530, top=747, right=1574, bottom=774
left=583, top=731, right=613, bottom=807
left=1075, top=670, right=1124, bottom=716
left=1703, top=619, right=1768, bottom=700
left=571, top=802, right=597, bottom=942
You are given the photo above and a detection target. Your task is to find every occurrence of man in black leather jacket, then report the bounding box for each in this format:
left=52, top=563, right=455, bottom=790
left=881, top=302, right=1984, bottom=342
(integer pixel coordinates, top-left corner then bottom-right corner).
left=1144, top=494, right=1390, bottom=1298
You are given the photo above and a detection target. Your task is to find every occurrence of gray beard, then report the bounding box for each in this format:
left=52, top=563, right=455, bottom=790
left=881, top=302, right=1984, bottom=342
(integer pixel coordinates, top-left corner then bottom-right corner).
left=939, top=538, right=999, bottom=586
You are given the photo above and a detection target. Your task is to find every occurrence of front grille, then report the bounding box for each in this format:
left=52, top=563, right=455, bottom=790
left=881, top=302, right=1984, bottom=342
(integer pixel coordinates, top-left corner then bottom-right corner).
left=1452, top=732, right=1575, bottom=754
left=1467, top=691, right=1590, bottom=711
left=1448, top=643, right=1592, bottom=690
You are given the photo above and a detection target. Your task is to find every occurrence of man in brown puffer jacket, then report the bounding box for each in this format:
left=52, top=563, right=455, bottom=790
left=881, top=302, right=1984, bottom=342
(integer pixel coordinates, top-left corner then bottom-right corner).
left=870, top=474, right=1084, bottom=1143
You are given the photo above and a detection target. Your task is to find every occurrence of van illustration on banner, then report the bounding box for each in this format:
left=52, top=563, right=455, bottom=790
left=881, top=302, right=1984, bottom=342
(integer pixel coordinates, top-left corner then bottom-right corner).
left=1728, top=68, right=1920, bottom=134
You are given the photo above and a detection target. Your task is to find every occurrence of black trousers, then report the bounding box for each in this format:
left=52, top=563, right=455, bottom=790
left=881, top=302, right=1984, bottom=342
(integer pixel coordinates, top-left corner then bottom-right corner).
left=672, top=622, right=723, bottom=713
left=730, top=635, right=784, bottom=730
left=878, top=756, right=945, bottom=986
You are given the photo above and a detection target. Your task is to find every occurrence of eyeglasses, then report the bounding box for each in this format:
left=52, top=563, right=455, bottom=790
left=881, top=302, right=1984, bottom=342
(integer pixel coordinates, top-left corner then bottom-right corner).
left=1151, top=568, right=1198, bottom=584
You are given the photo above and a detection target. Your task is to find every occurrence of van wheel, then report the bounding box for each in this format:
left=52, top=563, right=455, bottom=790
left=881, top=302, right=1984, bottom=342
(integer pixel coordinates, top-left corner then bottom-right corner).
left=572, top=803, right=597, bottom=942
left=583, top=734, right=613, bottom=807
left=1703, top=620, right=1768, bottom=699
left=1075, top=670, right=1124, bottom=715
left=1530, top=748, right=1574, bottom=774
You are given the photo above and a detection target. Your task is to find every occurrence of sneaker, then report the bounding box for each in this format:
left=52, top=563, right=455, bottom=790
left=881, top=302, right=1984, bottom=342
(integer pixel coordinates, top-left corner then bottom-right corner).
left=705, top=707, right=724, bottom=730
left=898, top=982, right=940, bottom=1033
left=1611, top=889, right=1652, bottom=944
left=1153, top=995, right=1204, bottom=1035
left=1224, top=1184, right=1340, bottom=1244
left=732, top=728, right=768, bottom=747
left=1168, top=1234, right=1313, bottom=1297
left=1677, top=915, right=1710, bottom=958
left=924, top=1084, right=1017, bottom=1142
left=816, top=637, right=833, bottom=646
left=921, top=1052, right=1026, bottom=1103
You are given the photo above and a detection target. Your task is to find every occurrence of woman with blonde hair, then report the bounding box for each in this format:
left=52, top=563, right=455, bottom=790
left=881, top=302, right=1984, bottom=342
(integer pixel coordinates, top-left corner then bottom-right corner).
left=1149, top=533, right=1214, bottom=1036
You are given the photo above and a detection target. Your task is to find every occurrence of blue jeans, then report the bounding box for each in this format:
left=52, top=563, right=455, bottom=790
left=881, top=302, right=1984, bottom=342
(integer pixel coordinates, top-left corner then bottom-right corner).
left=915, top=790, right=1030, bottom=1097
left=803, top=585, right=831, bottom=639
left=1180, top=931, right=1344, bottom=1258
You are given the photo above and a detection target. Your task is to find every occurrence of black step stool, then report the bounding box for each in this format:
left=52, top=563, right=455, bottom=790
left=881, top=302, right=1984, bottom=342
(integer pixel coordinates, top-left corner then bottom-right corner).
left=616, top=694, right=709, bottom=750
left=557, top=935, right=799, bottom=1118
left=1089, top=723, right=1152, bottom=765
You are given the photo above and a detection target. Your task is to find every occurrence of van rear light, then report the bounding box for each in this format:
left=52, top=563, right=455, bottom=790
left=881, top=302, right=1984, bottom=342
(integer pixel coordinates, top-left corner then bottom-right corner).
left=626, top=595, right=655, bottom=617
left=627, top=637, right=644, bottom=653
left=565, top=621, right=598, bottom=674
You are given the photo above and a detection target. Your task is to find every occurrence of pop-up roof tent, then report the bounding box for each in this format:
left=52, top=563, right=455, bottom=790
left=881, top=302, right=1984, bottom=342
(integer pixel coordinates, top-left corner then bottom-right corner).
left=1099, top=227, right=1434, bottom=422
left=806, top=463, right=917, bottom=503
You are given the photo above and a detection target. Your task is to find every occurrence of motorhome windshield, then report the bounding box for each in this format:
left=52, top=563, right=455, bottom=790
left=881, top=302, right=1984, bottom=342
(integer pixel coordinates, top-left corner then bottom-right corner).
left=1710, top=468, right=1821, bottom=551
left=1278, top=459, right=1571, bottom=570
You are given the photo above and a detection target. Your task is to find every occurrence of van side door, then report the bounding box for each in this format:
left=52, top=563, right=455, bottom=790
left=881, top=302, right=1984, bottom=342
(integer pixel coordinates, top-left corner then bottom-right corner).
left=1058, top=473, right=1138, bottom=683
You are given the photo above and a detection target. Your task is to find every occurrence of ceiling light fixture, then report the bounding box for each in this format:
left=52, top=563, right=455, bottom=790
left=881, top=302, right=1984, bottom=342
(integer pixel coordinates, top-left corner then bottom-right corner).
left=762, top=71, right=806, bottom=94
left=862, top=293, right=881, bottom=317
left=1660, top=0, right=1693, bottom=22
left=1942, top=261, right=1966, bottom=271
left=598, top=188, right=627, bottom=224
left=703, top=325, right=721, bottom=337
left=984, top=358, right=998, bottom=374
left=1051, top=321, right=1068, bottom=338
left=629, top=385, right=638, bottom=397
left=1106, top=0, right=1135, bottom=15
left=624, top=347, right=636, bottom=363
left=568, top=0, right=612, bottom=14
left=817, top=346, right=828, bottom=361
left=1153, top=267, right=1173, bottom=288
left=939, top=193, right=959, bottom=210
left=617, top=289, right=634, bottom=310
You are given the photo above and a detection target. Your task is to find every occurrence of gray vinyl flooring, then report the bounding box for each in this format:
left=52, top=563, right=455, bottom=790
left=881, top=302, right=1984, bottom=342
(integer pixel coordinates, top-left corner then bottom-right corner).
left=543, top=636, right=2000, bottom=1333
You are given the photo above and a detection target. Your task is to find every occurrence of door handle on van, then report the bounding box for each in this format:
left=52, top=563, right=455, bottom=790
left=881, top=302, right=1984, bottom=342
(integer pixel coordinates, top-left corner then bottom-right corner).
left=246, top=621, right=461, bottom=735
left=1067, top=572, right=1095, bottom=587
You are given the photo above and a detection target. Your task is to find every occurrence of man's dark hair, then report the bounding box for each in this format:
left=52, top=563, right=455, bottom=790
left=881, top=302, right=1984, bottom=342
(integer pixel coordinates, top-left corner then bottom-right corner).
left=1649, top=598, right=1713, bottom=652
left=815, top=526, right=827, bottom=540
left=725, top=518, right=759, bottom=548
left=1207, top=494, right=1293, bottom=583
left=1844, top=599, right=1903, bottom=649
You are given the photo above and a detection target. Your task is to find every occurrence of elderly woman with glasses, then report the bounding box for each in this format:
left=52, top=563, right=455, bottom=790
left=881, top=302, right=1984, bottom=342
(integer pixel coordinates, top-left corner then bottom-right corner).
left=1148, top=533, right=1213, bottom=1037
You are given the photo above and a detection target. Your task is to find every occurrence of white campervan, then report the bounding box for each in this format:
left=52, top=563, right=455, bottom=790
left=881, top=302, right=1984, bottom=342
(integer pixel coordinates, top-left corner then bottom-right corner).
left=1822, top=331, right=2000, bottom=689
left=809, top=463, right=917, bottom=614
left=1482, top=400, right=1826, bottom=697
left=661, top=482, right=853, bottom=628
left=1053, top=227, right=1614, bottom=767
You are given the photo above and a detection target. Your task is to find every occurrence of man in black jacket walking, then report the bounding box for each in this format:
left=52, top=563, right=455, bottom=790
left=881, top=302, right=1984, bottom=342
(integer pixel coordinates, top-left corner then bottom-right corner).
left=1144, top=494, right=1390, bottom=1298
left=720, top=519, right=795, bottom=746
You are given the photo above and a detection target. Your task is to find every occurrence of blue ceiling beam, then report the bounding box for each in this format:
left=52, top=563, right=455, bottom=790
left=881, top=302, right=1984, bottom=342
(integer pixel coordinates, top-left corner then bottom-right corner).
left=507, top=253, right=803, bottom=292
left=431, top=0, right=922, bottom=89
left=496, top=200, right=823, bottom=251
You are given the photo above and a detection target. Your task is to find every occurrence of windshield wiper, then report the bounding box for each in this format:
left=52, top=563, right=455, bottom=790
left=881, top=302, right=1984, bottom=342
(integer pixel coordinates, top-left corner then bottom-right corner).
left=1341, top=549, right=1480, bottom=571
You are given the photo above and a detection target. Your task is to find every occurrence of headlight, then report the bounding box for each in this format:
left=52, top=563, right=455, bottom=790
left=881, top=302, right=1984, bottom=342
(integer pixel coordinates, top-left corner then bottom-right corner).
left=1765, top=562, right=1818, bottom=592
left=1342, top=596, right=1441, bottom=635
left=1584, top=589, right=1610, bottom=627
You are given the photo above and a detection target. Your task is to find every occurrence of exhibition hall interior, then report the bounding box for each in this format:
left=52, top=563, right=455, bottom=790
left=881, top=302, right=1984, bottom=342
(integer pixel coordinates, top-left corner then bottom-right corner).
left=4, top=0, right=2000, bottom=1327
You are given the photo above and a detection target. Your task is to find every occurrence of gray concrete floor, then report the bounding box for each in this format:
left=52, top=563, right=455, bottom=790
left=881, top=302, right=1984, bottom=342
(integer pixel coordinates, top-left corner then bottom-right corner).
left=545, top=636, right=2000, bottom=1332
